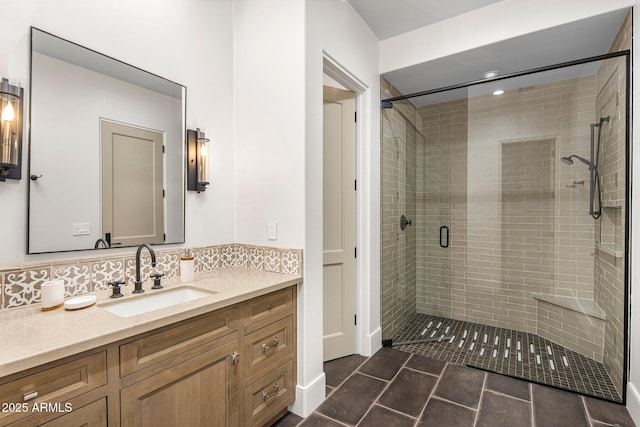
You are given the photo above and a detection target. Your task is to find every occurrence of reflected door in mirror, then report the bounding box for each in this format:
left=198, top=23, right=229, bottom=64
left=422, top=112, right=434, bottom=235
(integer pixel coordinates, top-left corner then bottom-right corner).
left=101, top=121, right=164, bottom=246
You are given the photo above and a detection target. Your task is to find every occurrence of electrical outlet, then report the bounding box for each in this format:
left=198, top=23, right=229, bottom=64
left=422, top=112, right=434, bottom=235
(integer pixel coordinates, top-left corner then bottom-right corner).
left=72, top=223, right=90, bottom=236
left=268, top=221, right=277, bottom=240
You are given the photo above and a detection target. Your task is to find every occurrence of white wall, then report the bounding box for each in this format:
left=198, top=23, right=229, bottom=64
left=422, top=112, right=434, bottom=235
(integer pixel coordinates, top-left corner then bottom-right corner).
left=233, top=0, right=306, bottom=249
left=0, top=0, right=234, bottom=264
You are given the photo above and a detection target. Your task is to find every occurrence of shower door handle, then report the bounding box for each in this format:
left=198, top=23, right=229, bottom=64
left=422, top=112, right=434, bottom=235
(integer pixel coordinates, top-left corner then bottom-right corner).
left=439, top=226, right=449, bottom=248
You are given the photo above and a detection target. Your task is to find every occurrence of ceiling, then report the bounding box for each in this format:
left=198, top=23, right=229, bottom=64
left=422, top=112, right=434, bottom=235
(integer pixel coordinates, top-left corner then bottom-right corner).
left=347, top=1, right=630, bottom=106
left=348, top=0, right=504, bottom=40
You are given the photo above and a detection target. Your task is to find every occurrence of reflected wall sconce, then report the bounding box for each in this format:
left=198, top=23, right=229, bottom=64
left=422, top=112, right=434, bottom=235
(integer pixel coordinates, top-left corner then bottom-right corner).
left=187, top=128, right=210, bottom=193
left=0, top=78, right=23, bottom=181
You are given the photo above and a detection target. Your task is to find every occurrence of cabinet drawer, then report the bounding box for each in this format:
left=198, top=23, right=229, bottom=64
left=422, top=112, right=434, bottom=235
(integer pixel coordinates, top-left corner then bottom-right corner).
left=0, top=352, right=106, bottom=425
left=243, top=288, right=293, bottom=330
left=120, top=307, right=238, bottom=377
left=40, top=398, right=107, bottom=427
left=7, top=397, right=107, bottom=427
left=244, top=315, right=294, bottom=380
left=244, top=358, right=295, bottom=427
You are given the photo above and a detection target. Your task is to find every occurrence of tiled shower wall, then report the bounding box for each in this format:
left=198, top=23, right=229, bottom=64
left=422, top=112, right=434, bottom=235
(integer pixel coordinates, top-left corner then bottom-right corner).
left=0, top=244, right=302, bottom=310
left=415, top=75, right=598, bottom=333
left=381, top=78, right=417, bottom=340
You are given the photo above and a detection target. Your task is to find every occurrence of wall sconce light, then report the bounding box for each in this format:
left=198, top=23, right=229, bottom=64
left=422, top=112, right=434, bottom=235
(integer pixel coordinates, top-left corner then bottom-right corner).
left=0, top=78, right=23, bottom=181
left=187, top=128, right=210, bottom=193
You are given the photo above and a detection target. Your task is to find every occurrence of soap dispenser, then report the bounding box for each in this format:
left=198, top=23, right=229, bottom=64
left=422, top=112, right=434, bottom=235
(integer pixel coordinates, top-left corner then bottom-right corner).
left=180, top=251, right=195, bottom=283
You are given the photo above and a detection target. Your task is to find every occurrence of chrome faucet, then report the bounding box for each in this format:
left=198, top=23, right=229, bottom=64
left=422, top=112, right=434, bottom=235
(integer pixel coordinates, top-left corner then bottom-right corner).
left=133, top=243, right=156, bottom=294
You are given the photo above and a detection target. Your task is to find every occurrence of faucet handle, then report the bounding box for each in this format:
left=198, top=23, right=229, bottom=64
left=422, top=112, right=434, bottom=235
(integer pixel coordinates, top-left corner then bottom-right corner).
left=108, top=280, right=125, bottom=298
left=151, top=272, right=164, bottom=290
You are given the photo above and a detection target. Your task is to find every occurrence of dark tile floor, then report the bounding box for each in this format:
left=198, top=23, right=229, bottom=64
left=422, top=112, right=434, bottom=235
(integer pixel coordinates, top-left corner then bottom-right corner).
left=271, top=348, right=636, bottom=427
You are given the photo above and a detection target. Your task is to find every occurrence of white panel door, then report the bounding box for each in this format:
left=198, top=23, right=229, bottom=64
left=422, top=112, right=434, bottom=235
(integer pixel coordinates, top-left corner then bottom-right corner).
left=323, top=95, right=357, bottom=361
left=101, top=120, right=164, bottom=247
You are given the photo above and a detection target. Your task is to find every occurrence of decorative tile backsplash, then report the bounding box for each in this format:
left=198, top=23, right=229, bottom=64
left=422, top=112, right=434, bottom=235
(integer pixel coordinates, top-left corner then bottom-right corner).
left=0, top=244, right=302, bottom=310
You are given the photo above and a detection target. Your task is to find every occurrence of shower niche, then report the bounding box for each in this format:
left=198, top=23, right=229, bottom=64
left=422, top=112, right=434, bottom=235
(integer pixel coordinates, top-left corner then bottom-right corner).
left=380, top=47, right=630, bottom=403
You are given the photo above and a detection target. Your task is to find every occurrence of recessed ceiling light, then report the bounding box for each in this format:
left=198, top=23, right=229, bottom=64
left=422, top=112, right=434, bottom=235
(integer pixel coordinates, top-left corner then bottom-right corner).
left=483, top=71, right=499, bottom=79
left=493, top=89, right=504, bottom=96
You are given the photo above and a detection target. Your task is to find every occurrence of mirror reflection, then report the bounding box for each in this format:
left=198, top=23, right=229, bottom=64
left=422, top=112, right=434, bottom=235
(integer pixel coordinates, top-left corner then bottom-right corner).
left=28, top=28, right=185, bottom=254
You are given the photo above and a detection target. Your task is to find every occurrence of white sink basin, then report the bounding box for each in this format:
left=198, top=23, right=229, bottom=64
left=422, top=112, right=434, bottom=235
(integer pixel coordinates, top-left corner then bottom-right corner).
left=99, top=287, right=215, bottom=317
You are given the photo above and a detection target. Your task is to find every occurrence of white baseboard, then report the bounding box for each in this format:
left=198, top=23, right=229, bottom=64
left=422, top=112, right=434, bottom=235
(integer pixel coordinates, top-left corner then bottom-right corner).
left=288, top=372, right=326, bottom=417
left=627, top=381, right=640, bottom=425
left=365, top=326, right=382, bottom=356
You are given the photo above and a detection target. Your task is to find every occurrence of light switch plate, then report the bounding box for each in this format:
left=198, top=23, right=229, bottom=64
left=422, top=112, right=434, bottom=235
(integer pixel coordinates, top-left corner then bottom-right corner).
left=72, top=223, right=90, bottom=236
left=267, top=221, right=277, bottom=240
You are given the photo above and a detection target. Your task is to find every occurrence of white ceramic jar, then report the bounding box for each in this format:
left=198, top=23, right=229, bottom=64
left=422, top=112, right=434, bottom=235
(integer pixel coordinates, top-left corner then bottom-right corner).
left=180, top=252, right=195, bottom=283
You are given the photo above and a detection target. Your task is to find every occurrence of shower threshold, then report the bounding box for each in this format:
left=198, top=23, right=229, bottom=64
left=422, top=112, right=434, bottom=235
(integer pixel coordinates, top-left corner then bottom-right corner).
left=391, top=313, right=622, bottom=403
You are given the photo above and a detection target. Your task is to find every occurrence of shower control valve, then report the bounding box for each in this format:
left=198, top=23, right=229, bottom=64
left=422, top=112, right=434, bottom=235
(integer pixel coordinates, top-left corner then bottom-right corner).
left=400, top=215, right=412, bottom=231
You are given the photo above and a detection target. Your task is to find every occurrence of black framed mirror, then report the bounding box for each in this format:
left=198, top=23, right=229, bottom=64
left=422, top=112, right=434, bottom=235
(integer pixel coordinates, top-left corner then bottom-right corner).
left=28, top=27, right=186, bottom=254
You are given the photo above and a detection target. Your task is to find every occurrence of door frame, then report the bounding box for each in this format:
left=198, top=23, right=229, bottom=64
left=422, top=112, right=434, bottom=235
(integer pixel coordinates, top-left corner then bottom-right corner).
left=323, top=53, right=374, bottom=357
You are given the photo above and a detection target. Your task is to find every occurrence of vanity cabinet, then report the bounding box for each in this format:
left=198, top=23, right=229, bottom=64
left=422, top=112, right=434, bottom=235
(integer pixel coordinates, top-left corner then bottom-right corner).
left=0, top=285, right=297, bottom=427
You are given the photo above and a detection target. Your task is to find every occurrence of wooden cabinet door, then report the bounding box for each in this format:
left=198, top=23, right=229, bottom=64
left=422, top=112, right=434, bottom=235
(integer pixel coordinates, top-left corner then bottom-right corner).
left=121, top=340, right=240, bottom=427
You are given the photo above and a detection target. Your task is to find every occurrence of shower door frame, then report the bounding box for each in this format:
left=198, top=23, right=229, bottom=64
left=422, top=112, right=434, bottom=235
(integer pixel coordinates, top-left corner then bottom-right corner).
left=380, top=50, right=632, bottom=404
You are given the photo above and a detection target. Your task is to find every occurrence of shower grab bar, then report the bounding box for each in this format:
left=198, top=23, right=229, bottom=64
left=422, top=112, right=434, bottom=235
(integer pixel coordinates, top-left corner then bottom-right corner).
left=440, top=226, right=449, bottom=248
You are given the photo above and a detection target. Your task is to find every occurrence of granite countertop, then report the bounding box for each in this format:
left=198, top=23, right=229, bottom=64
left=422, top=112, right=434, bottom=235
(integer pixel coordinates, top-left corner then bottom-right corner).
left=0, top=267, right=302, bottom=378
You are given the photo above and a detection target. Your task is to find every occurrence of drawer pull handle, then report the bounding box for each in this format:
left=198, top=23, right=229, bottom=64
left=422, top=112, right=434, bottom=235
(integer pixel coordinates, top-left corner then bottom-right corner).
left=23, top=391, right=38, bottom=401
left=230, top=352, right=240, bottom=365
left=262, top=382, right=280, bottom=402
left=267, top=304, right=273, bottom=310
left=261, top=337, right=279, bottom=353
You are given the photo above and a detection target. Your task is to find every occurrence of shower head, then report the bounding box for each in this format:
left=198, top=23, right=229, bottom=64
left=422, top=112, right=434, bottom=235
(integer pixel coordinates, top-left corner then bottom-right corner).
left=561, top=154, right=594, bottom=169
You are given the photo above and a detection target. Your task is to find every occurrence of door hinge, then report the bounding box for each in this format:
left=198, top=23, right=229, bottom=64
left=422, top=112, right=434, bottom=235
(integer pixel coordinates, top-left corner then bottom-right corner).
left=354, top=315, right=357, bottom=325
left=354, top=247, right=357, bottom=258
left=162, top=145, right=166, bottom=153
left=354, top=179, right=357, bottom=191
left=163, top=233, right=166, bottom=241
left=354, top=111, right=357, bottom=122
left=163, top=189, right=165, bottom=198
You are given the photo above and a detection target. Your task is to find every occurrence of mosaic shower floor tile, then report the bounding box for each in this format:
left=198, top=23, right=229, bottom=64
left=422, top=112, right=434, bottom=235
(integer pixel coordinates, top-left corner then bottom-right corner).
left=390, top=313, right=622, bottom=402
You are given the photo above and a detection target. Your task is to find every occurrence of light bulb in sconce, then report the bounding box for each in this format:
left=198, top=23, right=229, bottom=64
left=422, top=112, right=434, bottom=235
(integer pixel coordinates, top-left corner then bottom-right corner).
left=200, top=143, right=208, bottom=157
left=2, top=101, right=14, bottom=122
left=0, top=78, right=24, bottom=181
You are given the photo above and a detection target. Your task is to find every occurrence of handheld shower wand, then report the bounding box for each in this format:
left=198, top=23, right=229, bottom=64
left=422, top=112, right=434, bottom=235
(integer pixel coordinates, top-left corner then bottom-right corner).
left=561, top=116, right=609, bottom=219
